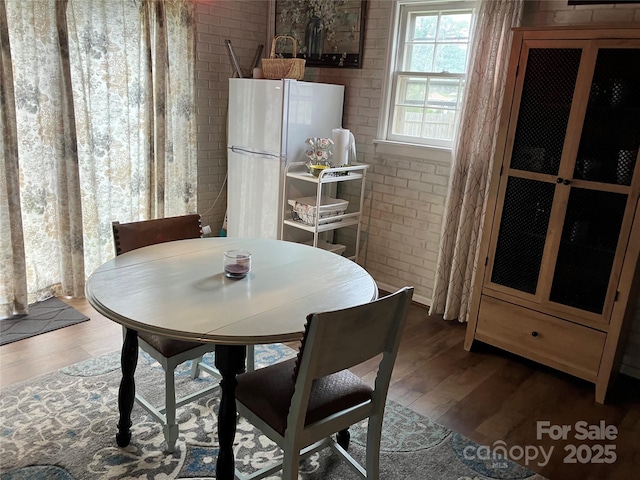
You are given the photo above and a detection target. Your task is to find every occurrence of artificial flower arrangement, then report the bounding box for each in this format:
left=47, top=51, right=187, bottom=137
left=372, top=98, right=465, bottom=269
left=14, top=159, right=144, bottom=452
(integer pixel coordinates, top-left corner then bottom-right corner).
left=304, top=137, right=349, bottom=177
left=305, top=137, right=333, bottom=176
left=305, top=137, right=334, bottom=164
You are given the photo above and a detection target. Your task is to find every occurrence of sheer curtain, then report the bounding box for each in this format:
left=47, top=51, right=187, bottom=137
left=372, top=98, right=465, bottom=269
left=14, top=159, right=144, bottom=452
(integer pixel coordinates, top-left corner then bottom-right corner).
left=0, top=0, right=196, bottom=318
left=429, top=0, right=523, bottom=322
left=0, top=0, right=28, bottom=317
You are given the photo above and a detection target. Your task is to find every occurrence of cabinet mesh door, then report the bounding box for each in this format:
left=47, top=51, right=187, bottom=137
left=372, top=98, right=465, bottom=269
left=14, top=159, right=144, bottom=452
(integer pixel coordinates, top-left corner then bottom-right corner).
left=490, top=177, right=555, bottom=294
left=550, top=188, right=627, bottom=314
left=509, top=48, right=582, bottom=175
left=573, top=48, right=640, bottom=186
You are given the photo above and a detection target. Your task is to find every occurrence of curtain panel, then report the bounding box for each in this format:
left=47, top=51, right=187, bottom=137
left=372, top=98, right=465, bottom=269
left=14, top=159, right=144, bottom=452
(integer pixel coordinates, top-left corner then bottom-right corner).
left=0, top=0, right=27, bottom=318
left=0, top=0, right=196, bottom=318
left=429, top=0, right=523, bottom=323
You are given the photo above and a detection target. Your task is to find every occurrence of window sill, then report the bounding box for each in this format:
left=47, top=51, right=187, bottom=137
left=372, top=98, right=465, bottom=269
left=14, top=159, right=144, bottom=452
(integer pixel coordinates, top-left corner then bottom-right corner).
left=373, top=140, right=452, bottom=164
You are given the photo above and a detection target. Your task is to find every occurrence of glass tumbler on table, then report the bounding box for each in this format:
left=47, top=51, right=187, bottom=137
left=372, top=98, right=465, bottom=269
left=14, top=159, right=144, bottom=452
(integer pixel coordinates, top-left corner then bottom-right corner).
left=223, top=250, right=251, bottom=279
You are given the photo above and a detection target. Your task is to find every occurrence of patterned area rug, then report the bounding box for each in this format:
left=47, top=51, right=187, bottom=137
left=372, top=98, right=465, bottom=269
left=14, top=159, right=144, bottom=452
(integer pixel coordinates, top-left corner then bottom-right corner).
left=0, top=345, right=547, bottom=480
left=0, top=297, right=89, bottom=346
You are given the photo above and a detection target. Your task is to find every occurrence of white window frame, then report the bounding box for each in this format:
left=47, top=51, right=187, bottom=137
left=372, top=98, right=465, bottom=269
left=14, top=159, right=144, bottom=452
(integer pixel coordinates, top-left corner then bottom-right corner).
left=379, top=0, right=476, bottom=150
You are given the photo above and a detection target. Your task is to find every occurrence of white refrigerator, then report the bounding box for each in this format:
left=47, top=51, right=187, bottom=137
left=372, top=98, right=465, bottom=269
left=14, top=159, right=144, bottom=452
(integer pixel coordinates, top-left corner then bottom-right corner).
left=227, top=78, right=345, bottom=239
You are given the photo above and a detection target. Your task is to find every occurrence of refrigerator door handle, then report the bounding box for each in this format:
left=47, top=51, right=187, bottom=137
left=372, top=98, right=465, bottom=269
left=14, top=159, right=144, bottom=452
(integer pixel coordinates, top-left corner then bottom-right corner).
left=229, top=146, right=282, bottom=160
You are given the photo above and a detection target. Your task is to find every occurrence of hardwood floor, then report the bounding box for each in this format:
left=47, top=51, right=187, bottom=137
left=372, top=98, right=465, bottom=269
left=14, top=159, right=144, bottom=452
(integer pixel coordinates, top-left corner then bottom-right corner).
left=1, top=297, right=638, bottom=480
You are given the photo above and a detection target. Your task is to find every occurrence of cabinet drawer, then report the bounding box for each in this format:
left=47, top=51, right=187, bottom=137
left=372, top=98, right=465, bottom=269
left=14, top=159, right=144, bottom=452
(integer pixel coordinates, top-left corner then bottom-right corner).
left=476, top=296, right=606, bottom=381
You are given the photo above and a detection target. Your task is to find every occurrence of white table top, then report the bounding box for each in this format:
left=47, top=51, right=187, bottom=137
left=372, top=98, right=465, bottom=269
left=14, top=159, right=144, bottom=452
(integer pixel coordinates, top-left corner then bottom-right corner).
left=86, top=237, right=378, bottom=345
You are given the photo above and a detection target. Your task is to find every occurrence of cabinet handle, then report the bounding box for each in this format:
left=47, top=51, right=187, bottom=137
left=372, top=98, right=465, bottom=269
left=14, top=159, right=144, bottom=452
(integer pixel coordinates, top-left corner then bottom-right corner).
left=531, top=331, right=539, bottom=337
left=556, top=177, right=563, bottom=183
left=563, top=179, right=571, bottom=185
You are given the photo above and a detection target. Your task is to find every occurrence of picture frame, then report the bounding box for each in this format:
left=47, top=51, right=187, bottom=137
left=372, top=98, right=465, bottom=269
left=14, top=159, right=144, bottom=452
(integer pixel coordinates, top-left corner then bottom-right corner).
left=274, top=0, right=366, bottom=68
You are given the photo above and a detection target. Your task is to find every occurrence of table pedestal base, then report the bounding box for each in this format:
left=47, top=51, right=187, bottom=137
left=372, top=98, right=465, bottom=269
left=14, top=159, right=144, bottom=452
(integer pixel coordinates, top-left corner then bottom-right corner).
left=215, top=344, right=247, bottom=480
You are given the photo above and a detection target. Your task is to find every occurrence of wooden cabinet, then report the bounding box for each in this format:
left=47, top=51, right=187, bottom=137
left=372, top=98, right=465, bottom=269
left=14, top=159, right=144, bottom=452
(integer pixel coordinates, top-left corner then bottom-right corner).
left=281, top=162, right=369, bottom=261
left=465, top=25, right=640, bottom=403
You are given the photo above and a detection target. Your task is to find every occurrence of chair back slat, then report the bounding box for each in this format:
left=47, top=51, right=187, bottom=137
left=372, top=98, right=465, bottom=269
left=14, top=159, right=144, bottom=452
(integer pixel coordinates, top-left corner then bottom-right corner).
left=298, top=287, right=413, bottom=384
left=112, top=214, right=202, bottom=256
left=305, top=294, right=406, bottom=379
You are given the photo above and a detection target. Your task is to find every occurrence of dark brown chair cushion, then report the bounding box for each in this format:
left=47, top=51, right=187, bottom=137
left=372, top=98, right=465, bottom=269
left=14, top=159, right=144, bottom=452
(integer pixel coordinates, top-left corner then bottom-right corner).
left=235, top=358, right=373, bottom=436
left=138, top=331, right=207, bottom=357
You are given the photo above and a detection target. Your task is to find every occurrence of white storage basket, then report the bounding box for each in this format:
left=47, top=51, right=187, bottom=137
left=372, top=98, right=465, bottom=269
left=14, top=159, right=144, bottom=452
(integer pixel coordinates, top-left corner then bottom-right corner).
left=288, top=196, right=349, bottom=226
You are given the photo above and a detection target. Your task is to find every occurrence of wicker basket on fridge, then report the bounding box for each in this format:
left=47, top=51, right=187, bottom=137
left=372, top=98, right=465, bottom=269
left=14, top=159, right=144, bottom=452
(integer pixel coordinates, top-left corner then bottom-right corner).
left=262, top=35, right=306, bottom=80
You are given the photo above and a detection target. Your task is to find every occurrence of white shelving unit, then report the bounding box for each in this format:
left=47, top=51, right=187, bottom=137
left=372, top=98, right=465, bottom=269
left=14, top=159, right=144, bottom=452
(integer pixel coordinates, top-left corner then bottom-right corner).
left=281, top=162, right=369, bottom=261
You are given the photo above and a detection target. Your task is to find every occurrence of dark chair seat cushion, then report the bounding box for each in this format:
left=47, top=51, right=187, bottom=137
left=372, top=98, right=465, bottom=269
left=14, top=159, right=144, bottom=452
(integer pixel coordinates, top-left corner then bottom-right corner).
left=236, top=358, right=373, bottom=436
left=138, top=331, right=206, bottom=358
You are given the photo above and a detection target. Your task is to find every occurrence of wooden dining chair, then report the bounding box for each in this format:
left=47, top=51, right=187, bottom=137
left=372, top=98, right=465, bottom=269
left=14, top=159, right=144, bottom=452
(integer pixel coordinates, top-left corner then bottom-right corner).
left=233, top=286, right=414, bottom=480
left=112, top=214, right=204, bottom=255
left=112, top=214, right=225, bottom=453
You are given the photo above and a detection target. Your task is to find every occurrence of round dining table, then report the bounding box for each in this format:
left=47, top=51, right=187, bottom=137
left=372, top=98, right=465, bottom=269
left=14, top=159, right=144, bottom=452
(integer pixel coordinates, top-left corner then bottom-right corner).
left=85, top=237, right=378, bottom=479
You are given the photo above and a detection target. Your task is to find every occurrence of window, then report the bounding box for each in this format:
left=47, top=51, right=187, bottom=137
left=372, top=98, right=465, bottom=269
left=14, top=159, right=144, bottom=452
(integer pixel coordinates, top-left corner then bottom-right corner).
left=384, top=1, right=476, bottom=149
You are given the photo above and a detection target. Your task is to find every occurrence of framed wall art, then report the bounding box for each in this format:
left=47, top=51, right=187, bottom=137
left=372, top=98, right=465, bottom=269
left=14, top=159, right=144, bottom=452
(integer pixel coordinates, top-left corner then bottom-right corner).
left=274, top=0, right=366, bottom=68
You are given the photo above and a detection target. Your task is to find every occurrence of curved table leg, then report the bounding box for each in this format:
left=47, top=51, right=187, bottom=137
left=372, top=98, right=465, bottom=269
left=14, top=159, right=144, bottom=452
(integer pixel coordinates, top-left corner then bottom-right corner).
left=116, top=327, right=138, bottom=447
left=214, top=344, right=247, bottom=480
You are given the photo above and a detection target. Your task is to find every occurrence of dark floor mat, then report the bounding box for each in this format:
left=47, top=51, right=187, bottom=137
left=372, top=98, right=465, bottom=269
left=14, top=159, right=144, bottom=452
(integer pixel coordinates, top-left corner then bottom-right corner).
left=0, top=297, right=89, bottom=346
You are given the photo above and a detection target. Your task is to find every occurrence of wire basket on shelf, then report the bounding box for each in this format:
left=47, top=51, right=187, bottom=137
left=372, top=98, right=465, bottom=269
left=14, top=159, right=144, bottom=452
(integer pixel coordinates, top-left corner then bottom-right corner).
left=262, top=35, right=306, bottom=80
left=288, top=196, right=348, bottom=226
